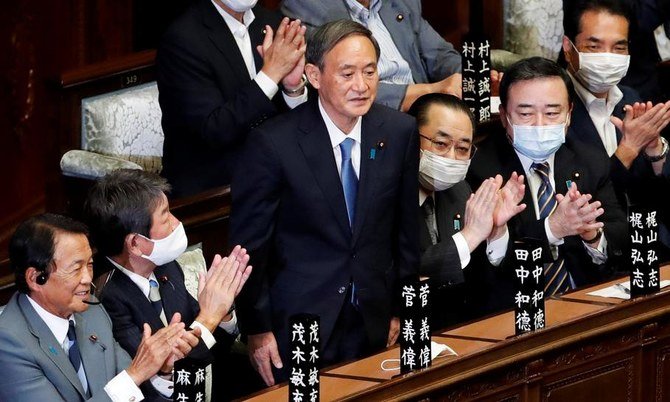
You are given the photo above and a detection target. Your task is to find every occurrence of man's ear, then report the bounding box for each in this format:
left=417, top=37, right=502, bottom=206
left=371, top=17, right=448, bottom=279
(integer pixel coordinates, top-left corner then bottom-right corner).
left=26, top=267, right=42, bottom=292
left=562, top=36, right=577, bottom=70
left=126, top=233, right=145, bottom=257
left=499, top=105, right=508, bottom=129
left=305, top=63, right=321, bottom=90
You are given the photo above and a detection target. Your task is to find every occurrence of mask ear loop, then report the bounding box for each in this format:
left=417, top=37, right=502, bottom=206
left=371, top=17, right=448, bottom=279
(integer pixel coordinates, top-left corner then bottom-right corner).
left=380, top=358, right=400, bottom=371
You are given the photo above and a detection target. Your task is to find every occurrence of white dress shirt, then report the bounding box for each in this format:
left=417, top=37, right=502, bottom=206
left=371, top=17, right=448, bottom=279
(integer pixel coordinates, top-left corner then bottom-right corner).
left=26, top=296, right=143, bottom=402
left=345, top=0, right=415, bottom=86
left=569, top=71, right=623, bottom=157
left=319, top=99, right=362, bottom=178
left=212, top=1, right=307, bottom=109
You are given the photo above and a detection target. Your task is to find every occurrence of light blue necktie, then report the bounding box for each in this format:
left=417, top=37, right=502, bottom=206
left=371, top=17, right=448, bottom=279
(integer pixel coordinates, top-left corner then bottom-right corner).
left=340, top=137, right=358, bottom=228
left=149, top=279, right=168, bottom=326
left=340, top=137, right=359, bottom=306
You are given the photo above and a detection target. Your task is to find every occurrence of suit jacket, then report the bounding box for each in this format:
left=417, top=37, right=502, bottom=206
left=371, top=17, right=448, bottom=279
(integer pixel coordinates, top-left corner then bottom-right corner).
left=157, top=0, right=285, bottom=197
left=231, top=99, right=420, bottom=362
left=419, top=181, right=481, bottom=329
left=281, top=0, right=461, bottom=109
left=568, top=84, right=670, bottom=237
left=97, top=258, right=233, bottom=363
left=466, top=130, right=628, bottom=313
left=419, top=181, right=471, bottom=286
left=0, top=293, right=132, bottom=402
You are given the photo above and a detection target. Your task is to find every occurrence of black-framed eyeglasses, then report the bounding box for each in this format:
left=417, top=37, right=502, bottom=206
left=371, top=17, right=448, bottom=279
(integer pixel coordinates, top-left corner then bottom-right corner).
left=419, top=133, right=477, bottom=160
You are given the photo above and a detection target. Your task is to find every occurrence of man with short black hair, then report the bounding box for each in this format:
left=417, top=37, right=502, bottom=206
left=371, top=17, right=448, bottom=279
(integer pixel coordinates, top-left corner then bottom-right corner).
left=562, top=0, right=670, bottom=253
left=85, top=169, right=253, bottom=400
left=0, top=213, right=199, bottom=402
left=467, top=57, right=627, bottom=313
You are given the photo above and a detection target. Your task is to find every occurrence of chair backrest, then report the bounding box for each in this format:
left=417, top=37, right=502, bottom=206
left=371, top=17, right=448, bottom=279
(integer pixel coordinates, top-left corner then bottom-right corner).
left=81, top=81, right=163, bottom=173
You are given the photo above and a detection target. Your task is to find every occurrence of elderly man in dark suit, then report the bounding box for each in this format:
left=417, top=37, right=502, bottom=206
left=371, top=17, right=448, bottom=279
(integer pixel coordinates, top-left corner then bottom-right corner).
left=408, top=93, right=526, bottom=328
left=231, top=20, right=419, bottom=386
left=0, top=213, right=199, bottom=402
left=467, top=57, right=628, bottom=314
left=84, top=169, right=253, bottom=400
left=157, top=0, right=308, bottom=197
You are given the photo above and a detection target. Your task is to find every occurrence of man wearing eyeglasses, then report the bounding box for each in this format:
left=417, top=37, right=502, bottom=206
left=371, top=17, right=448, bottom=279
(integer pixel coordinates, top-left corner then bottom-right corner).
left=467, top=57, right=628, bottom=315
left=408, top=94, right=526, bottom=328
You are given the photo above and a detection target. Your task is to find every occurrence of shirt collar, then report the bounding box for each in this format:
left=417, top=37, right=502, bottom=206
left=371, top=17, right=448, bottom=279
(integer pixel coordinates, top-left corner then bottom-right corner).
left=107, top=257, right=158, bottom=299
left=515, top=149, right=556, bottom=176
left=318, top=98, right=362, bottom=148
left=418, top=187, right=433, bottom=207
left=345, top=0, right=381, bottom=21
left=568, top=70, right=623, bottom=112
left=26, top=295, right=72, bottom=346
left=212, top=0, right=256, bottom=39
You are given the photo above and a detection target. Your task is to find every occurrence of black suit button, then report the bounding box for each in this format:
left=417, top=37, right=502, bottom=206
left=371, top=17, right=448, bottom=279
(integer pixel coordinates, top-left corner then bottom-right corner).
left=338, top=286, right=346, bottom=294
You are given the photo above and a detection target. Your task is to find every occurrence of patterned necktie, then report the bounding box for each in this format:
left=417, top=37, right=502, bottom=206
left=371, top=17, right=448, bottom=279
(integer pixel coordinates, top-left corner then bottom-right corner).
left=340, top=137, right=358, bottom=228
left=67, top=320, right=88, bottom=394
left=531, top=162, right=557, bottom=219
left=149, top=279, right=168, bottom=326
left=531, top=161, right=571, bottom=295
left=422, top=197, right=439, bottom=245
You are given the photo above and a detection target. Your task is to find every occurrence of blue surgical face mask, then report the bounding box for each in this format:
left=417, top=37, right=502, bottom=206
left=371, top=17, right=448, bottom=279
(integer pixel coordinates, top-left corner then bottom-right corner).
left=507, top=116, right=568, bottom=162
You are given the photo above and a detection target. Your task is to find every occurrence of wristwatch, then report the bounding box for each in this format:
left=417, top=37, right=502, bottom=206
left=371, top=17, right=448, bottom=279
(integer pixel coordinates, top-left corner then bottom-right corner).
left=643, top=137, right=669, bottom=163
left=282, top=74, right=307, bottom=96
left=584, top=228, right=603, bottom=245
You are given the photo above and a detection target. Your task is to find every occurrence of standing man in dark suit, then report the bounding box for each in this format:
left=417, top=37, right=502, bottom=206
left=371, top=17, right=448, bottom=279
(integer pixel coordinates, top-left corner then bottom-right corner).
left=157, top=0, right=308, bottom=197
left=231, top=20, right=419, bottom=386
left=561, top=0, right=670, bottom=251
left=467, top=57, right=628, bottom=313
left=408, top=93, right=526, bottom=328
left=84, top=169, right=252, bottom=400
left=0, top=213, right=199, bottom=402
left=281, top=0, right=463, bottom=111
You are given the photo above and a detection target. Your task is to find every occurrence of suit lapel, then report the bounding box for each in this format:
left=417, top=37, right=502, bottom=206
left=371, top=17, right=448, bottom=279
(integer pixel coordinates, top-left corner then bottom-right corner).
left=498, top=139, right=538, bottom=229
left=201, top=0, right=252, bottom=84
left=298, top=102, right=352, bottom=238
left=435, top=187, right=464, bottom=239
left=351, top=112, right=386, bottom=245
left=570, top=97, right=608, bottom=152
left=554, top=146, right=578, bottom=196
left=18, top=294, right=86, bottom=399
left=76, top=311, right=107, bottom=394
left=248, top=12, right=265, bottom=73
left=110, top=269, right=166, bottom=330
left=156, top=264, right=187, bottom=321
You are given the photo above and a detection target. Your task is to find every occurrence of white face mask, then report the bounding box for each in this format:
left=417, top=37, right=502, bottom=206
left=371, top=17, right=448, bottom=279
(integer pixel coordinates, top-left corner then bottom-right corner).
left=508, top=116, right=568, bottom=162
left=219, top=0, right=258, bottom=12
left=570, top=41, right=630, bottom=94
left=139, top=222, right=188, bottom=266
left=418, top=150, right=470, bottom=192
